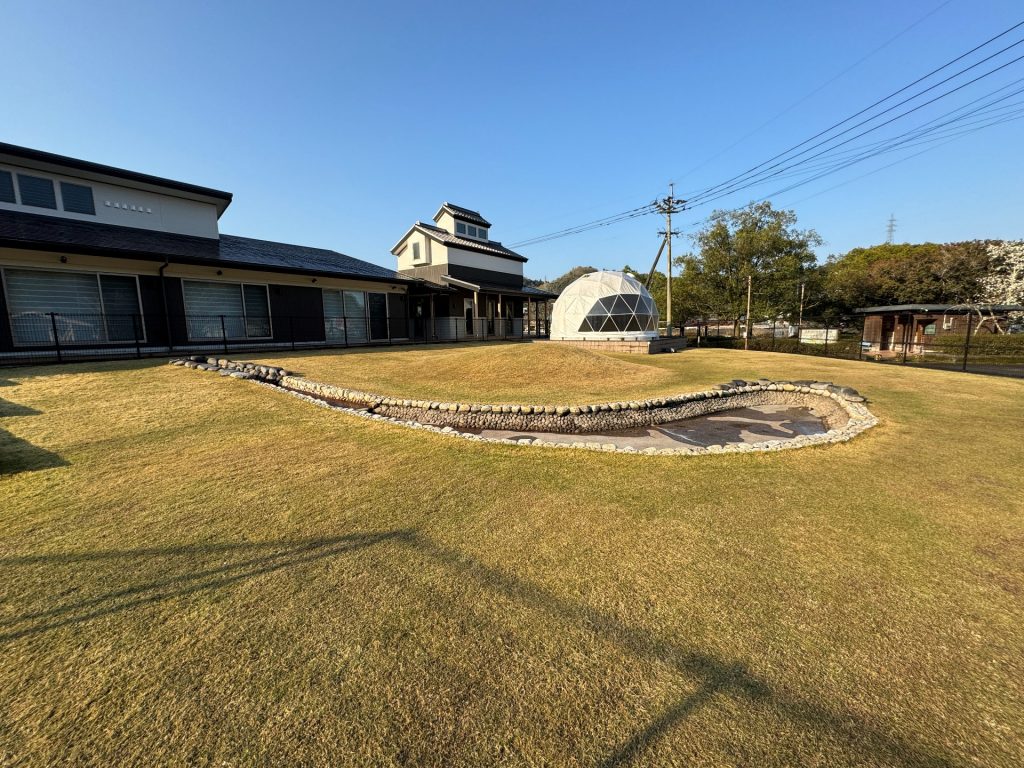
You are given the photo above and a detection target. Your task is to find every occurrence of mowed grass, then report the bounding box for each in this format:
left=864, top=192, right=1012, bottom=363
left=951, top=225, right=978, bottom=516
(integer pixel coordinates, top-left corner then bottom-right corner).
left=1, top=344, right=1022, bottom=767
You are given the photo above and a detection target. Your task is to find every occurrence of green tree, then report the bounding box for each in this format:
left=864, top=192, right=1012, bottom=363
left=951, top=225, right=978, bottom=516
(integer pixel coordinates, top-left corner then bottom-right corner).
left=674, top=201, right=821, bottom=332
left=823, top=241, right=992, bottom=313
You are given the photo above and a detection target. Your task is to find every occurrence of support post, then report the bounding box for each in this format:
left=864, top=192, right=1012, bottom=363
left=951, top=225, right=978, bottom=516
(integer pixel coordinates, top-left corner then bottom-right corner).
left=220, top=315, right=228, bottom=354
left=962, top=313, right=973, bottom=372
left=50, top=312, right=62, bottom=363
left=133, top=313, right=142, bottom=359
left=824, top=320, right=830, bottom=356
left=901, top=315, right=911, bottom=364
left=744, top=275, right=752, bottom=350
left=289, top=315, right=296, bottom=351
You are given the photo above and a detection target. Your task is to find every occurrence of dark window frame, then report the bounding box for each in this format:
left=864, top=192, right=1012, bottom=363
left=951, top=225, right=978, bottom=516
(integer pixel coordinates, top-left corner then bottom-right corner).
left=60, top=181, right=96, bottom=215
left=16, top=173, right=57, bottom=209
left=1, top=266, right=146, bottom=347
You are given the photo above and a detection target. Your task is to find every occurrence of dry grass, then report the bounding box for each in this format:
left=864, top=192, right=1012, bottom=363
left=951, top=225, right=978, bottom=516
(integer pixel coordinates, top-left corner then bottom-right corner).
left=1, top=345, right=1022, bottom=767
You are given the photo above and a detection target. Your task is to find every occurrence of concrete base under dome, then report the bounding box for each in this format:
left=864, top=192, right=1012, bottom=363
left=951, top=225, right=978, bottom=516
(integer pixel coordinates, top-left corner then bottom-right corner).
left=546, top=337, right=686, bottom=354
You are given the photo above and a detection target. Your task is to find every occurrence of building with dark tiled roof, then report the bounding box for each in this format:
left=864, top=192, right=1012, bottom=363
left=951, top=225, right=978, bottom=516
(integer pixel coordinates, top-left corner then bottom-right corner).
left=392, top=202, right=555, bottom=340
left=0, top=143, right=556, bottom=361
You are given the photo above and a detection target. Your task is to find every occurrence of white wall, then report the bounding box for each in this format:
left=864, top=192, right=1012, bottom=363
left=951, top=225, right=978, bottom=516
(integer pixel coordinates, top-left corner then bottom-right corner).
left=0, top=161, right=221, bottom=239
left=446, top=247, right=523, bottom=277
left=394, top=230, right=441, bottom=270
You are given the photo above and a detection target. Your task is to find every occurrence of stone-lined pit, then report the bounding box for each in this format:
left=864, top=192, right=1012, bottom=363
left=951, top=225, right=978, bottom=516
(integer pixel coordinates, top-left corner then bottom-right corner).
left=169, top=356, right=879, bottom=455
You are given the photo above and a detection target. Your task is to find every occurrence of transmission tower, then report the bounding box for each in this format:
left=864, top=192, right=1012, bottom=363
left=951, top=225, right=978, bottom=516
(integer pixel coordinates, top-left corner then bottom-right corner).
left=886, top=213, right=897, bottom=244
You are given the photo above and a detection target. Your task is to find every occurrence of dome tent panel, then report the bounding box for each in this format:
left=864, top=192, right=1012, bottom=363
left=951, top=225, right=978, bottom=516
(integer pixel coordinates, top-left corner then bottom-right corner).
left=549, top=270, right=659, bottom=341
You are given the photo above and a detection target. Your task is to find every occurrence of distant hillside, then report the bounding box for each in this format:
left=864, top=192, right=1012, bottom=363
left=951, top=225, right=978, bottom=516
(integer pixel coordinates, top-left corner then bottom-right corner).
left=525, top=266, right=598, bottom=294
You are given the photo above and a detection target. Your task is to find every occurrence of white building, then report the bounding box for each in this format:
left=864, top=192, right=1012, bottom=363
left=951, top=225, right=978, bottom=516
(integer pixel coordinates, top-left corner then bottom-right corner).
left=392, top=203, right=555, bottom=339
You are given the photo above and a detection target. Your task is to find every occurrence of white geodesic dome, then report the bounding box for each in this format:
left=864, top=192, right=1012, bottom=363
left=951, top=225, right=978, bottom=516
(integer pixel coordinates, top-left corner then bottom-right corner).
left=549, top=270, right=659, bottom=340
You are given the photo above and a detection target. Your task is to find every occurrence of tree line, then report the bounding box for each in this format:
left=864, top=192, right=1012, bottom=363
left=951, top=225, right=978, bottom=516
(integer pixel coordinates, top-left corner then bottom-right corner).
left=537, top=201, right=1023, bottom=330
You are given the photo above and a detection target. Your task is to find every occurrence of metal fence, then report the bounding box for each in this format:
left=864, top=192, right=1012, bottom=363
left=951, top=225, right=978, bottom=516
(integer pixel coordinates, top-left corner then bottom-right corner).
left=1, top=312, right=544, bottom=366
left=683, top=317, right=1024, bottom=379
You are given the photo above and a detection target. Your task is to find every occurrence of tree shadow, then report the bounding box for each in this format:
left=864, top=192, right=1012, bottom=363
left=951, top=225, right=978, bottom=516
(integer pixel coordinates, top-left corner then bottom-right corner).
left=0, top=530, right=414, bottom=644
left=402, top=533, right=957, bottom=768
left=0, top=429, right=68, bottom=475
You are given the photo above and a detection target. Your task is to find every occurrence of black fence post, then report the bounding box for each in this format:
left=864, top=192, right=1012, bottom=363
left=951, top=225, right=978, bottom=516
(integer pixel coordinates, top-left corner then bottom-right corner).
left=220, top=315, right=228, bottom=354
left=901, top=316, right=910, bottom=364
left=824, top=321, right=830, bottom=356
left=343, top=312, right=349, bottom=347
left=289, top=316, right=296, bottom=351
left=962, top=313, right=973, bottom=372
left=133, top=314, right=142, bottom=359
left=49, top=312, right=62, bottom=363
left=858, top=321, right=865, bottom=360
left=771, top=319, right=776, bottom=351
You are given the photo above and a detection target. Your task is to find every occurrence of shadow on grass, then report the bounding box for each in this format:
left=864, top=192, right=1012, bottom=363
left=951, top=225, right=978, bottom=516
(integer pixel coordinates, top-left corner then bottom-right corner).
left=0, top=530, right=413, bottom=643
left=0, top=397, right=41, bottom=417
left=2, top=528, right=956, bottom=766
left=0, top=429, right=68, bottom=475
left=406, top=533, right=957, bottom=768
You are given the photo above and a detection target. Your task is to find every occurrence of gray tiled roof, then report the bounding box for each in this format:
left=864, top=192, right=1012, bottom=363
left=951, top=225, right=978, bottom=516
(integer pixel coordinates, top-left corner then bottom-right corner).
left=436, top=202, right=490, bottom=227
left=218, top=235, right=405, bottom=281
left=0, top=209, right=408, bottom=283
left=416, top=222, right=527, bottom=263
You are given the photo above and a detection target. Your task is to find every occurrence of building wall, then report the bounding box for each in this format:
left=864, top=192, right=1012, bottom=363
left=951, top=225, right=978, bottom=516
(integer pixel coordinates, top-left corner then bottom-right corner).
left=446, top=247, right=523, bottom=278
left=395, top=230, right=441, bottom=271
left=0, top=160, right=221, bottom=239
left=0, top=247, right=409, bottom=352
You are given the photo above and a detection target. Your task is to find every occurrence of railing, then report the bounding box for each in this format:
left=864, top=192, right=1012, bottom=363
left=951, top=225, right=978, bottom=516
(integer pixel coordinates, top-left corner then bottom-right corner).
left=1, top=312, right=541, bottom=366
left=683, top=317, right=1024, bottom=379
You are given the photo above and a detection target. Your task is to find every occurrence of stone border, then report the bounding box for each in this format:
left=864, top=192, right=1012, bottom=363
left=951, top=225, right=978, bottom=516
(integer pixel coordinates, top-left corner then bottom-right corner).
left=169, top=356, right=879, bottom=456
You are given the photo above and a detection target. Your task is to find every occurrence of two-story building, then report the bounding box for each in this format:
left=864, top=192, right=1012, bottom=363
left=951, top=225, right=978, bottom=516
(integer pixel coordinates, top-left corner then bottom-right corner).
left=0, top=144, right=554, bottom=362
left=392, top=203, right=555, bottom=340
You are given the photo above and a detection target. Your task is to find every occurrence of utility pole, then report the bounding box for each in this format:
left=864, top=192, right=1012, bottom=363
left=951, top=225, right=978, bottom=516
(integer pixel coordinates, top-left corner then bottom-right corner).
left=886, top=214, right=897, bottom=244
left=797, top=281, right=805, bottom=341
left=654, top=183, right=685, bottom=337
left=744, top=274, right=753, bottom=350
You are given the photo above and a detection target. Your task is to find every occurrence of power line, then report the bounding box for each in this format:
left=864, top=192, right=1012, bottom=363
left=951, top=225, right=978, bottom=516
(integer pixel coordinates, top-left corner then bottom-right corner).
left=683, top=35, right=1024, bottom=208
left=508, top=18, right=1024, bottom=251
left=672, top=0, right=958, bottom=185
left=682, top=20, right=1024, bottom=207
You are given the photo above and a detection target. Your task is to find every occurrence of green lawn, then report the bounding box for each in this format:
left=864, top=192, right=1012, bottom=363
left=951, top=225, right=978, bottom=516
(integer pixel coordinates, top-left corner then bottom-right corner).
left=1, top=344, right=1022, bottom=767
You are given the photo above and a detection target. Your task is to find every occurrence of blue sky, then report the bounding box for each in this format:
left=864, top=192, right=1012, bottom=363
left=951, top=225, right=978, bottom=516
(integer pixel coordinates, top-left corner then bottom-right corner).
left=4, top=0, right=1022, bottom=280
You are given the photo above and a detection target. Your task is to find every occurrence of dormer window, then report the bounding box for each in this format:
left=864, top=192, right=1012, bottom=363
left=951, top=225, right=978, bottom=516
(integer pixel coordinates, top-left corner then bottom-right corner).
left=455, top=221, right=488, bottom=240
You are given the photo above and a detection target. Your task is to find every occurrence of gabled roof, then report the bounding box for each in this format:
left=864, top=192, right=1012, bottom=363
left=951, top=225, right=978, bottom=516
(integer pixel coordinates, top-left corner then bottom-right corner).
left=854, top=304, right=1024, bottom=314
left=433, top=202, right=490, bottom=227
left=0, top=142, right=233, bottom=216
left=409, top=222, right=527, bottom=263
left=0, top=208, right=409, bottom=283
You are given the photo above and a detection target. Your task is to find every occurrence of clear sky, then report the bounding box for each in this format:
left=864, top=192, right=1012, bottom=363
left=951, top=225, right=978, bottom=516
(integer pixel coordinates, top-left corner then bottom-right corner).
left=4, top=0, right=1022, bottom=280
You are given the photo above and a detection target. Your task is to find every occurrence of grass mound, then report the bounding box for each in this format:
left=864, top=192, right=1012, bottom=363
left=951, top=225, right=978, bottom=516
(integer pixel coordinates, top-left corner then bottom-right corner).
left=242, top=341, right=675, bottom=402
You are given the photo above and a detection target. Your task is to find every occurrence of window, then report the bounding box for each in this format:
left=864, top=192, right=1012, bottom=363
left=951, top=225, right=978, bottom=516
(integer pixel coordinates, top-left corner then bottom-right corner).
left=322, top=289, right=368, bottom=343
left=923, top=321, right=936, bottom=336
left=60, top=181, right=96, bottom=215
left=3, top=268, right=143, bottom=345
left=0, top=170, right=14, bottom=204
left=456, top=222, right=487, bottom=240
left=412, top=242, right=421, bottom=262
left=17, top=174, right=56, bottom=209
left=182, top=280, right=271, bottom=340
